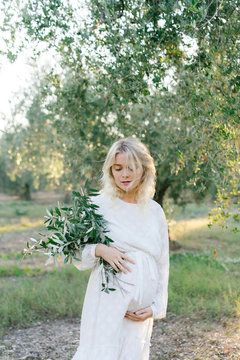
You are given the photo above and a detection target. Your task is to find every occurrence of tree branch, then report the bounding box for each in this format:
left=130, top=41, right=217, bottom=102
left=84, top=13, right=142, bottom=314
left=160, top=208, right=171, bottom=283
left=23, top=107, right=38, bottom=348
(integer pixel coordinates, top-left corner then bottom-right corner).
left=94, top=0, right=124, bottom=24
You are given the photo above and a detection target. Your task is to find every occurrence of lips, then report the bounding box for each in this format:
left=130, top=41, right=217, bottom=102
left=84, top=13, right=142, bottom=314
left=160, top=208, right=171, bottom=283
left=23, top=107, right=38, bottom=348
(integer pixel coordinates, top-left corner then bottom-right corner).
left=122, top=181, right=131, bottom=184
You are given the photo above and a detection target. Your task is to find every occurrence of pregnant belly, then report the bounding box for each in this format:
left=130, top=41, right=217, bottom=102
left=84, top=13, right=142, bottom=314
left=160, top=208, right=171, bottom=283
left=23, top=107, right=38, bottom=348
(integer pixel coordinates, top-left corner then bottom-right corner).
left=113, top=250, right=159, bottom=312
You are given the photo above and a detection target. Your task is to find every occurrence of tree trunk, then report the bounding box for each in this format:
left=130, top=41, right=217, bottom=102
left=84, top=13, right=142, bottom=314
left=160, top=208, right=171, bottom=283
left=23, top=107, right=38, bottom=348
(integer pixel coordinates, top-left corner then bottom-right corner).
left=154, top=178, right=181, bottom=250
left=154, top=177, right=170, bottom=207
left=64, top=191, right=72, bottom=204
left=21, top=183, right=31, bottom=201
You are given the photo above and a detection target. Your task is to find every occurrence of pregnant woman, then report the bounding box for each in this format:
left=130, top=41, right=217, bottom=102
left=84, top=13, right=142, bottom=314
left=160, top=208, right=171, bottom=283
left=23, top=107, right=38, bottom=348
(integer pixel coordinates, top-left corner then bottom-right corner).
left=72, top=137, right=169, bottom=360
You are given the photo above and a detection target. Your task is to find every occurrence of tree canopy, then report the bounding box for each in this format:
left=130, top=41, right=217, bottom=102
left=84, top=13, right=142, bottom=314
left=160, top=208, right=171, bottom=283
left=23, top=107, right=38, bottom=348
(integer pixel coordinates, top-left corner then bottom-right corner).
left=0, top=0, right=239, bottom=229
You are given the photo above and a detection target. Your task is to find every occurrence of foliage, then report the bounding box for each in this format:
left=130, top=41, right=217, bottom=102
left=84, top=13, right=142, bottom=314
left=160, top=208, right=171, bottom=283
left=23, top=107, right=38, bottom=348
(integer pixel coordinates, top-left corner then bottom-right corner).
left=0, top=75, right=66, bottom=198
left=169, top=250, right=240, bottom=319
left=0, top=0, right=239, bottom=229
left=23, top=180, right=118, bottom=293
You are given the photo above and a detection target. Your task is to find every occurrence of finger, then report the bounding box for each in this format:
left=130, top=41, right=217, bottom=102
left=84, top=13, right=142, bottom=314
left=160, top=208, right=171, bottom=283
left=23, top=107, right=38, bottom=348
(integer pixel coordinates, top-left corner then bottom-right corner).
left=135, top=306, right=152, bottom=315
left=125, top=314, right=141, bottom=321
left=124, top=311, right=135, bottom=318
left=135, top=309, right=147, bottom=315
left=129, top=315, right=144, bottom=322
left=135, top=311, right=148, bottom=319
left=122, top=254, right=136, bottom=264
left=127, top=312, right=143, bottom=320
left=119, top=260, right=132, bottom=273
left=116, top=261, right=127, bottom=274
left=110, top=262, right=120, bottom=272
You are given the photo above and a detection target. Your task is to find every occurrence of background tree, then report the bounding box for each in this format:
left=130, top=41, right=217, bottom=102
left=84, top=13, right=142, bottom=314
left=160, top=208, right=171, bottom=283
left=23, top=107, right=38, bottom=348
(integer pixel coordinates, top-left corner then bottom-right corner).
left=0, top=0, right=239, bottom=229
left=1, top=76, right=65, bottom=200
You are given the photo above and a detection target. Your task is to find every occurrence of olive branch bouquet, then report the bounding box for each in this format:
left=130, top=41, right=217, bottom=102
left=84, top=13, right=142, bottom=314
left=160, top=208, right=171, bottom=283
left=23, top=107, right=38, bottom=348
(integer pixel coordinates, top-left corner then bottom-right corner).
left=23, top=180, right=118, bottom=293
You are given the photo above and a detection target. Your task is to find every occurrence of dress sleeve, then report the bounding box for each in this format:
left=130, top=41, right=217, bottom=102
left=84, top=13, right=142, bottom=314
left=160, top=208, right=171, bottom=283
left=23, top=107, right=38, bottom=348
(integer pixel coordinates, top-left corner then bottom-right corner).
left=150, top=207, right=170, bottom=320
left=72, top=244, right=99, bottom=271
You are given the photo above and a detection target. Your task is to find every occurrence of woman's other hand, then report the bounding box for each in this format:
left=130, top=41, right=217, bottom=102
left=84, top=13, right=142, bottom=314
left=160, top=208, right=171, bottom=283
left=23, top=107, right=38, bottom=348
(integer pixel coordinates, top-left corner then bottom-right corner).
left=95, top=244, right=135, bottom=274
left=124, top=306, right=153, bottom=321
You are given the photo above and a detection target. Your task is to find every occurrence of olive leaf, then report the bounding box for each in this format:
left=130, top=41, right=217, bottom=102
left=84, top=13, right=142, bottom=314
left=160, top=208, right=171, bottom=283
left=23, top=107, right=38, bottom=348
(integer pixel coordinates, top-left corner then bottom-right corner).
left=23, top=180, right=118, bottom=293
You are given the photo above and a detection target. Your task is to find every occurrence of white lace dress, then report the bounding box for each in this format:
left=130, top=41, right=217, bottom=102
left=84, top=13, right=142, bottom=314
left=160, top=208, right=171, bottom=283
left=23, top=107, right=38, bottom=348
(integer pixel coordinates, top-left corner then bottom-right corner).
left=72, top=192, right=169, bottom=360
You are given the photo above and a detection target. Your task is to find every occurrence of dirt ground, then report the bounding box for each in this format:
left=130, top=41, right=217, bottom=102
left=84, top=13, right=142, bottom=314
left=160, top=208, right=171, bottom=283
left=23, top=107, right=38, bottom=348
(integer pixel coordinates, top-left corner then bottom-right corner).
left=0, top=315, right=239, bottom=360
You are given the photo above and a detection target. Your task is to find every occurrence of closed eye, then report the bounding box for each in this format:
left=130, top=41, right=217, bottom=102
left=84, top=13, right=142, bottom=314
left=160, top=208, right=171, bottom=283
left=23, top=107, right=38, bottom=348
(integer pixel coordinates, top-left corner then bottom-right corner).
left=112, top=166, right=134, bottom=171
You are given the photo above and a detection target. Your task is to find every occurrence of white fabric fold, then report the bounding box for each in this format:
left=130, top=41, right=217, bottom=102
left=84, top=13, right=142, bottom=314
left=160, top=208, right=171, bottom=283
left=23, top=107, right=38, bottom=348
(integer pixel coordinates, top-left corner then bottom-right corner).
left=126, top=250, right=157, bottom=306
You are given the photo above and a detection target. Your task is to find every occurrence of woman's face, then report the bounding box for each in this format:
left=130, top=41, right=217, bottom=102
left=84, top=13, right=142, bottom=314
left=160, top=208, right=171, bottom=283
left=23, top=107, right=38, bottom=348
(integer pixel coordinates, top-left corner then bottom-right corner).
left=111, top=152, right=143, bottom=193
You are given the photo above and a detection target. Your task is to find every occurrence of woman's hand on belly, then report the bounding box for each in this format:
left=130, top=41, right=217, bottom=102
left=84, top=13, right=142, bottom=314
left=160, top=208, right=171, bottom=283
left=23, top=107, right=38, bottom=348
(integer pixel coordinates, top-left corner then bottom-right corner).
left=124, top=306, right=153, bottom=321
left=95, top=244, right=135, bottom=274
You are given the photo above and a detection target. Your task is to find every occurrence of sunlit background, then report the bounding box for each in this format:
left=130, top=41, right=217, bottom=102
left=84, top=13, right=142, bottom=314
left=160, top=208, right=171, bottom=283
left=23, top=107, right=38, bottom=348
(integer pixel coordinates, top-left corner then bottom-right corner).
left=0, top=1, right=239, bottom=359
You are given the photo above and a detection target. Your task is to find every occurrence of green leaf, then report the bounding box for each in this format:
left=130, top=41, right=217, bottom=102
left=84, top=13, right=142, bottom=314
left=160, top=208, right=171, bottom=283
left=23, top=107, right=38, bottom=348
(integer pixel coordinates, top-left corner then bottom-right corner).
left=84, top=179, right=89, bottom=189
left=55, top=207, right=61, bottom=216
left=51, top=237, right=64, bottom=245
left=86, top=226, right=93, bottom=234
left=23, top=186, right=116, bottom=294
left=72, top=191, right=81, bottom=197
left=46, top=209, right=52, bottom=218
left=46, top=226, right=58, bottom=230
left=73, top=257, right=81, bottom=261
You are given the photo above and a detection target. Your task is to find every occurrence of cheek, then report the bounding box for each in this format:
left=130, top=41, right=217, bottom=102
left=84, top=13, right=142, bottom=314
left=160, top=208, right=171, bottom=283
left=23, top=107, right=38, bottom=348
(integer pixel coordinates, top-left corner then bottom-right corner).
left=112, top=171, right=120, bottom=183
left=136, top=169, right=143, bottom=182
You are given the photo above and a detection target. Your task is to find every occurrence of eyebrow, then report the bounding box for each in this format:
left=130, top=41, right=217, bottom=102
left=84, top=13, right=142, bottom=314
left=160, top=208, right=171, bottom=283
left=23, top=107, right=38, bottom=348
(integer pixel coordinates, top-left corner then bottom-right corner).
left=113, top=164, right=136, bottom=168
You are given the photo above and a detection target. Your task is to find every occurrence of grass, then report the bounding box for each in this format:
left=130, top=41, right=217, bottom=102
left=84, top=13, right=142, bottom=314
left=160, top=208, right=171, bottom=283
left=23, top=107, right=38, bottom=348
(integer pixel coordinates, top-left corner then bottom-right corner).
left=0, top=197, right=239, bottom=338
left=0, top=252, right=24, bottom=260
left=0, top=252, right=239, bottom=337
left=0, top=266, right=89, bottom=337
left=169, top=212, right=240, bottom=259
left=171, top=199, right=239, bottom=222
left=0, top=264, right=44, bottom=277
left=168, top=252, right=240, bottom=320
left=0, top=200, right=49, bottom=220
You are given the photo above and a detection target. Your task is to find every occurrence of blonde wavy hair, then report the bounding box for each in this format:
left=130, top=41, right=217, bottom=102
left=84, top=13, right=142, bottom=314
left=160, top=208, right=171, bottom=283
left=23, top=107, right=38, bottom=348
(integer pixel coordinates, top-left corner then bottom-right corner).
left=100, top=137, right=156, bottom=207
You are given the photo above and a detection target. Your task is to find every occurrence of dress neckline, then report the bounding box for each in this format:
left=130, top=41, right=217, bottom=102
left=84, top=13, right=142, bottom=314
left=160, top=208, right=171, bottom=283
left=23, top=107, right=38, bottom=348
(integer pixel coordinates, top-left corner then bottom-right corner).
left=118, top=198, right=138, bottom=205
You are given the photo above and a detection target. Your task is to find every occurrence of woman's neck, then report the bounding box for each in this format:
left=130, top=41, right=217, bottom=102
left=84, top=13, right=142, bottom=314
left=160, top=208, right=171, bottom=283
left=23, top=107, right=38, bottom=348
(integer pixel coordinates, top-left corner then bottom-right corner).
left=121, top=192, right=138, bottom=204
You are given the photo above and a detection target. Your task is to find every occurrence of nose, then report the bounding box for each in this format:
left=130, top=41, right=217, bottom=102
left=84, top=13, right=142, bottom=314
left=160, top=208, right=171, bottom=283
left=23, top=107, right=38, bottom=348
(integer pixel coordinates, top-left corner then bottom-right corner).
left=122, top=167, right=131, bottom=177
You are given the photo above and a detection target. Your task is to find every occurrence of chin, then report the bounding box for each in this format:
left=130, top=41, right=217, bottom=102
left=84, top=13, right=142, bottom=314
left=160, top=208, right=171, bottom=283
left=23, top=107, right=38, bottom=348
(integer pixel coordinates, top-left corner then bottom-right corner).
left=123, top=186, right=137, bottom=193
left=117, top=184, right=131, bottom=192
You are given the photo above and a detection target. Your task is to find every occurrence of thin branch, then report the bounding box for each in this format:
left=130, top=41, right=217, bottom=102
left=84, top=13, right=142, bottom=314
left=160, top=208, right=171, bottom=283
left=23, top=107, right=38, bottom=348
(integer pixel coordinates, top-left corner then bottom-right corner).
left=0, top=129, right=10, bottom=134
left=94, top=0, right=125, bottom=24
left=95, top=0, right=107, bottom=23
left=197, top=0, right=224, bottom=30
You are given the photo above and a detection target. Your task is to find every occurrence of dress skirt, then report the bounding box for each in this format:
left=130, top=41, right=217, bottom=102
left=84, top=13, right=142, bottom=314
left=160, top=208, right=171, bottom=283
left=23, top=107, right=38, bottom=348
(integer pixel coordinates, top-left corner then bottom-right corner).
left=72, top=250, right=159, bottom=360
